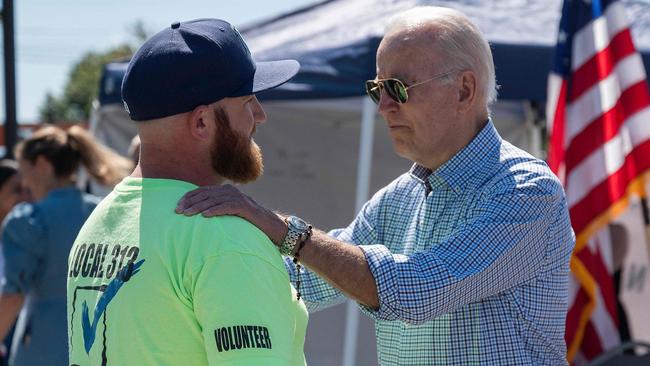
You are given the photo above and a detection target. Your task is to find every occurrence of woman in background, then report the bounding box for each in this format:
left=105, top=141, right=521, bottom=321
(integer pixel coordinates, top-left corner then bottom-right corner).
left=0, top=159, right=26, bottom=276
left=0, top=159, right=28, bottom=365
left=0, top=125, right=132, bottom=366
left=0, top=160, right=26, bottom=223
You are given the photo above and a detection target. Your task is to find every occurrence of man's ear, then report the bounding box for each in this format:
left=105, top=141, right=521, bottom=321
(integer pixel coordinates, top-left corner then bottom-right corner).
left=187, top=105, right=213, bottom=141
left=457, top=70, right=477, bottom=113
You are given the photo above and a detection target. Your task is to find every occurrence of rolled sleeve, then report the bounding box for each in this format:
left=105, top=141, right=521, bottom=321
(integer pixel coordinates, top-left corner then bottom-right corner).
left=1, top=204, right=46, bottom=294
left=357, top=244, right=401, bottom=320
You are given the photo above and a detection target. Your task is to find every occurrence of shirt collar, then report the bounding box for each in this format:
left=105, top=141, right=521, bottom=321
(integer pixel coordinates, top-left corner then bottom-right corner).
left=409, top=119, right=501, bottom=195
left=48, top=185, right=79, bottom=196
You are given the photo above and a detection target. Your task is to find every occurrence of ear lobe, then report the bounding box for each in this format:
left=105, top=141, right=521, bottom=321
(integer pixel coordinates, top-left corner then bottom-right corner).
left=188, top=105, right=212, bottom=141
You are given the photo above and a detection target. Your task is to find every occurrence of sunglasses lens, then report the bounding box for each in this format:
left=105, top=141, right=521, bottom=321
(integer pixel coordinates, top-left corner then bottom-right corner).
left=365, top=81, right=381, bottom=104
left=385, top=80, right=408, bottom=103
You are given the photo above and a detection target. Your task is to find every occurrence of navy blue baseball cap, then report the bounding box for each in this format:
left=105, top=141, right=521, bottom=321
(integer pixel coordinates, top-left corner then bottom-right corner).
left=121, top=18, right=300, bottom=121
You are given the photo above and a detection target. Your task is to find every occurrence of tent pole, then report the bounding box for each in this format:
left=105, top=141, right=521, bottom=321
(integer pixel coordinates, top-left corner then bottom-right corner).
left=343, top=97, right=376, bottom=366
left=354, top=98, right=377, bottom=219
left=524, top=101, right=543, bottom=158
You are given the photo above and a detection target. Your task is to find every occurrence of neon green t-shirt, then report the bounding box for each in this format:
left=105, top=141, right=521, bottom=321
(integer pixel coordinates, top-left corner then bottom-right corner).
left=67, top=177, right=308, bottom=365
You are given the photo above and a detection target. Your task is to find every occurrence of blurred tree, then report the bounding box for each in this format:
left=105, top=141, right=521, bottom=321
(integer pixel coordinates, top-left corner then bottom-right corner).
left=39, top=92, right=68, bottom=123
left=129, top=19, right=151, bottom=44
left=39, top=44, right=133, bottom=123
left=39, top=20, right=151, bottom=123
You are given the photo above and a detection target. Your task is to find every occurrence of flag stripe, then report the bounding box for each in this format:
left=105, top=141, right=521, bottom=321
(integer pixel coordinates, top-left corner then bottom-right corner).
left=566, top=107, right=650, bottom=207
left=569, top=140, right=650, bottom=233
left=571, top=1, right=629, bottom=71
left=569, top=28, right=636, bottom=102
left=581, top=321, right=605, bottom=360
left=566, top=284, right=590, bottom=344
left=573, top=171, right=649, bottom=252
left=567, top=256, right=598, bottom=361
left=547, top=78, right=568, bottom=177
left=575, top=246, right=619, bottom=326
left=565, top=53, right=647, bottom=146
left=564, top=83, right=650, bottom=172
left=547, top=74, right=565, bottom=133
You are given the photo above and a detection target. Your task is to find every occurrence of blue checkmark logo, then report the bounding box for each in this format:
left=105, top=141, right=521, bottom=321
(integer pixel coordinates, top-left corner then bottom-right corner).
left=81, top=259, right=145, bottom=354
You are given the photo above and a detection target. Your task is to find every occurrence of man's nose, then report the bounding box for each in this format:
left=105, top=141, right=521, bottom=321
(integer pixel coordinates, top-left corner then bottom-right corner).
left=252, top=96, right=267, bottom=124
left=377, top=88, right=399, bottom=114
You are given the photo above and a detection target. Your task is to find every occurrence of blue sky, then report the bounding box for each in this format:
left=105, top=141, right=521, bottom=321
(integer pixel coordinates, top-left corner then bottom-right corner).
left=1, top=0, right=316, bottom=123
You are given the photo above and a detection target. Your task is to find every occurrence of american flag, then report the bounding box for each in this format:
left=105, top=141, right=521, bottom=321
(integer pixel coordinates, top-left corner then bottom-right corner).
left=546, top=0, right=650, bottom=363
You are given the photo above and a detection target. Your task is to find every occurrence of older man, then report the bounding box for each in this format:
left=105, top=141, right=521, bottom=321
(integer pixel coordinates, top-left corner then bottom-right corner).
left=67, top=19, right=307, bottom=365
left=178, top=7, right=575, bottom=365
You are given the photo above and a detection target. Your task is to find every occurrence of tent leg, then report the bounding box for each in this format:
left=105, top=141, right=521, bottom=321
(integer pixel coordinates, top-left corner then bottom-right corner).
left=354, top=96, right=377, bottom=211
left=524, top=100, right=543, bottom=158
left=342, top=97, right=376, bottom=366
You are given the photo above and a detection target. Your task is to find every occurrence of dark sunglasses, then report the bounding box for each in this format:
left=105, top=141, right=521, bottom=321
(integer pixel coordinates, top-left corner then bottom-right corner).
left=365, top=71, right=455, bottom=104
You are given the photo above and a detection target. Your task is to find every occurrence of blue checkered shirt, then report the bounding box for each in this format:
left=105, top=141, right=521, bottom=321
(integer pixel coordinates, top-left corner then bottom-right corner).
left=287, top=120, right=575, bottom=365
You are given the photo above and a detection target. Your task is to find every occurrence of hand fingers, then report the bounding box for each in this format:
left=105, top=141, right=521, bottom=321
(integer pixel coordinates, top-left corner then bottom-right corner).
left=180, top=198, right=225, bottom=216
left=178, top=187, right=212, bottom=207
left=177, top=189, right=213, bottom=212
left=179, top=187, right=207, bottom=201
left=177, top=185, right=245, bottom=212
left=201, top=203, right=241, bottom=218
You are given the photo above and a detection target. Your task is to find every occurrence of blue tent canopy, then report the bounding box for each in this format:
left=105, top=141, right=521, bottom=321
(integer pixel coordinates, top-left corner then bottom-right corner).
left=98, top=0, right=650, bottom=105
left=98, top=61, right=129, bottom=106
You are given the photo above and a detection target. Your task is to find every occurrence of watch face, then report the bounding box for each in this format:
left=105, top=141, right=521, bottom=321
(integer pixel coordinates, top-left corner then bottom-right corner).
left=288, top=216, right=308, bottom=230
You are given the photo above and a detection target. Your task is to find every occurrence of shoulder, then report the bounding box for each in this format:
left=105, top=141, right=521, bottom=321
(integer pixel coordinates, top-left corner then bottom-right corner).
left=489, top=141, right=564, bottom=198
left=3, top=202, right=41, bottom=226
left=81, top=192, right=102, bottom=207
left=368, top=171, right=422, bottom=206
left=40, top=187, right=101, bottom=211
left=1, top=202, right=45, bottom=240
left=184, top=214, right=281, bottom=265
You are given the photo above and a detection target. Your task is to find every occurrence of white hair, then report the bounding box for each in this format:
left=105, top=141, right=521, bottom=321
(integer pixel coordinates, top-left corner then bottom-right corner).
left=385, top=6, right=498, bottom=106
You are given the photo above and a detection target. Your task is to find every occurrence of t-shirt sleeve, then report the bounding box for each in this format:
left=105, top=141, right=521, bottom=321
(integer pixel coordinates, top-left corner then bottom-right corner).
left=1, top=204, right=47, bottom=294
left=192, top=252, right=306, bottom=366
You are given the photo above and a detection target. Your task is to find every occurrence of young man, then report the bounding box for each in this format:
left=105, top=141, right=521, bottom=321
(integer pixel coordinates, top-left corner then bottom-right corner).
left=67, top=18, right=307, bottom=365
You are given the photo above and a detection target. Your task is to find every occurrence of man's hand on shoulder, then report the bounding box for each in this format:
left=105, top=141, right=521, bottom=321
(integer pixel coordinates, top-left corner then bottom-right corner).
left=175, top=184, right=288, bottom=246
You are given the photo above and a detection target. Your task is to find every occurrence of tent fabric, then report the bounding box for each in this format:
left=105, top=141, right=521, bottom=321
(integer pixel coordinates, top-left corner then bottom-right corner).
left=242, top=0, right=650, bottom=102
left=98, top=0, right=650, bottom=106
left=99, top=62, right=129, bottom=106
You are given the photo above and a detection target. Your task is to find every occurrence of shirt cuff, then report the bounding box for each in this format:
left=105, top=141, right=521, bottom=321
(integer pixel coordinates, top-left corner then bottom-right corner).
left=357, top=244, right=401, bottom=321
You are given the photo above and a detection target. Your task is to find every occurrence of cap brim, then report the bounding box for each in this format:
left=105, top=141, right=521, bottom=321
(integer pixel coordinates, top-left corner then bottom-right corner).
left=251, top=59, right=300, bottom=94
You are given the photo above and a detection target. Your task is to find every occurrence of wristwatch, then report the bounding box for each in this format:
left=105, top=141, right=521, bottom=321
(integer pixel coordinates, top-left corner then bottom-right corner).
left=280, top=216, right=312, bottom=256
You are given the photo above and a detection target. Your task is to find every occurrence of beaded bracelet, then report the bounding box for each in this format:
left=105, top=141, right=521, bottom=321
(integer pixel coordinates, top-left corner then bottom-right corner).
left=292, top=225, right=312, bottom=300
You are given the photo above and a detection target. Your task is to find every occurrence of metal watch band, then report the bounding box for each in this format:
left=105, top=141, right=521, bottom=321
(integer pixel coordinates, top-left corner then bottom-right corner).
left=280, top=216, right=311, bottom=256
left=280, top=225, right=302, bottom=256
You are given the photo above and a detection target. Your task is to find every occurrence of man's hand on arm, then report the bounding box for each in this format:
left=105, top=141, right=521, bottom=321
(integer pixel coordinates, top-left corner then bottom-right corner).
left=176, top=185, right=379, bottom=309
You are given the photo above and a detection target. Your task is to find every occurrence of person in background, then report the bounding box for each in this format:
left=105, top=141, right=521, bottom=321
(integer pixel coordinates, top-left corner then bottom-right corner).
left=0, top=125, right=131, bottom=366
left=0, top=159, right=28, bottom=365
left=0, top=160, right=26, bottom=223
